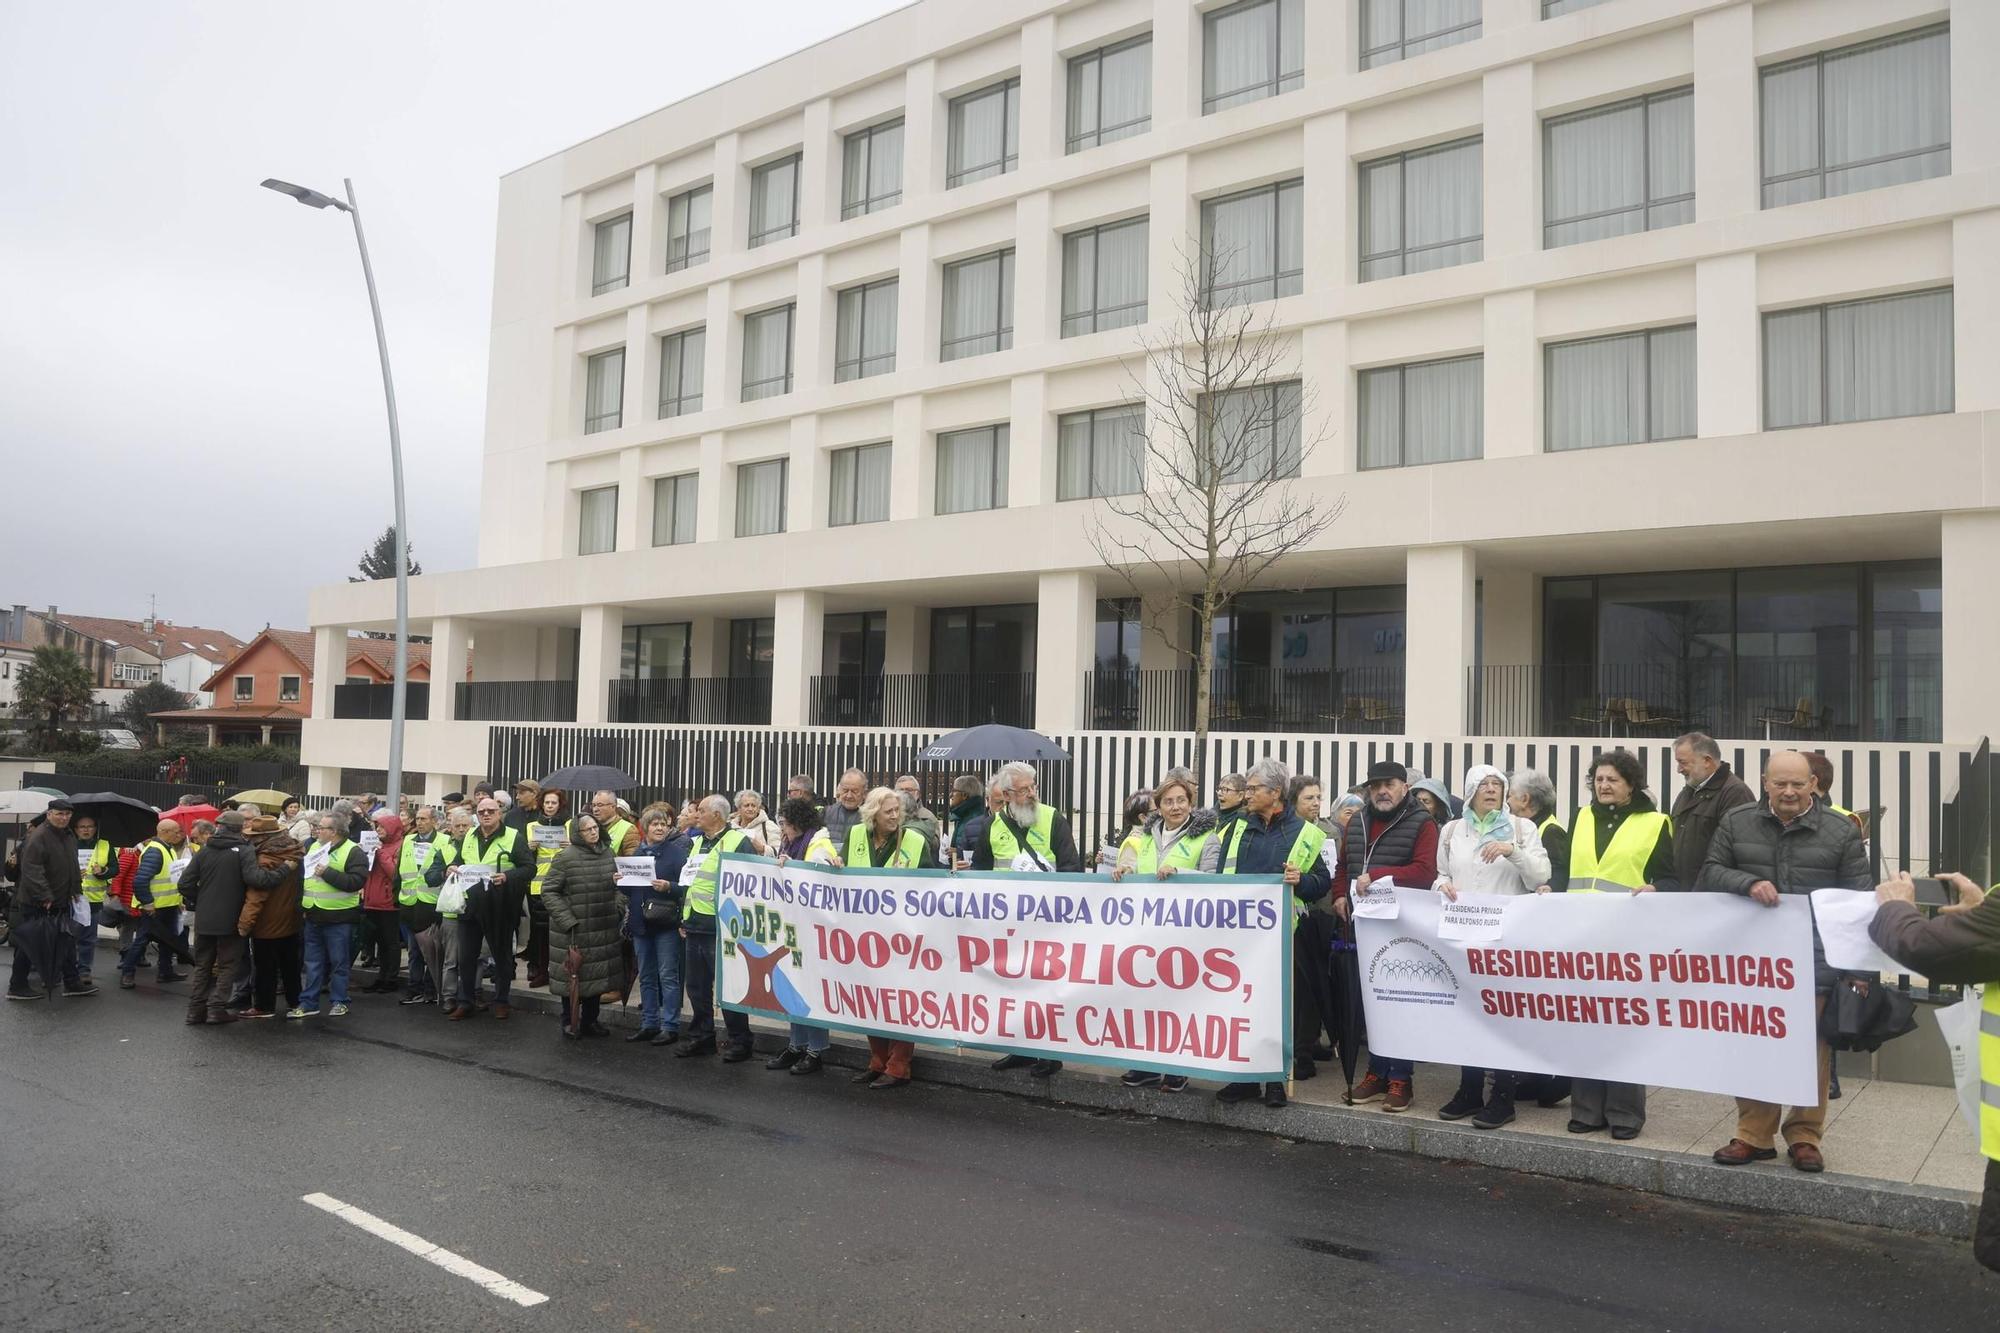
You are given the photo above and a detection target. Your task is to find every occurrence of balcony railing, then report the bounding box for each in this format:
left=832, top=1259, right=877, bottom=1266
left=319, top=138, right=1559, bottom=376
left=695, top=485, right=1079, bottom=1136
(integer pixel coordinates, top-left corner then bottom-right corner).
left=455, top=680, right=577, bottom=723
left=610, top=676, right=772, bottom=726
left=331, top=681, right=430, bottom=721
left=1084, top=667, right=1406, bottom=733
left=809, top=672, right=1035, bottom=728
left=1469, top=656, right=1941, bottom=742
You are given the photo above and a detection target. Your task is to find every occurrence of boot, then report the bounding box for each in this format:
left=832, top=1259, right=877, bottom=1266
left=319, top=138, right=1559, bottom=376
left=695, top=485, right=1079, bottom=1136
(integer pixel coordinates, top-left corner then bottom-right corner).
left=1473, top=1073, right=1517, bottom=1129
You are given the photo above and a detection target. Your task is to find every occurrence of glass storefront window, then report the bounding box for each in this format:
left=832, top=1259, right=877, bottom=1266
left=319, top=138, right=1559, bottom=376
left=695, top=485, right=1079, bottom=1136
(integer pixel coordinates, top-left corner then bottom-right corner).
left=621, top=623, right=690, bottom=681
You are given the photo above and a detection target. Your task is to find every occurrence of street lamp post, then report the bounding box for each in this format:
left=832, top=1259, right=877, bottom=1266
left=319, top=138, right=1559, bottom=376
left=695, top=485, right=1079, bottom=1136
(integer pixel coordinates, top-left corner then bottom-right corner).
left=262, top=177, right=410, bottom=807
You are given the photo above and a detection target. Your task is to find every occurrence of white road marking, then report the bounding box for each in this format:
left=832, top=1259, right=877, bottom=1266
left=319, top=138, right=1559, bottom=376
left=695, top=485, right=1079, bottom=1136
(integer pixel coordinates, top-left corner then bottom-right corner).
left=301, top=1192, right=549, bottom=1307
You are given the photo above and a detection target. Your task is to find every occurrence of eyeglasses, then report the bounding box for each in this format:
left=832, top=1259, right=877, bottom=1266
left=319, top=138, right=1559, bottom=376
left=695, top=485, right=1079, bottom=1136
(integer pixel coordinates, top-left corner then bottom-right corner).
left=476, top=806, right=501, bottom=815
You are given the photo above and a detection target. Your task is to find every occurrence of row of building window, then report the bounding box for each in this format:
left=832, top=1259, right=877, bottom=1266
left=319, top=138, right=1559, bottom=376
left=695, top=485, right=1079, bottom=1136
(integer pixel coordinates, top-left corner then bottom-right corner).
left=589, top=20, right=1948, bottom=296
left=573, top=285, right=1954, bottom=554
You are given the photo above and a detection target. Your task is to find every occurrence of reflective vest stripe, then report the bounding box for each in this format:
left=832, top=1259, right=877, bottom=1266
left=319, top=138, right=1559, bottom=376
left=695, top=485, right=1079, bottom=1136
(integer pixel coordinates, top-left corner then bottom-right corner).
left=987, top=804, right=1058, bottom=869
left=303, top=841, right=360, bottom=913
left=1567, top=809, right=1669, bottom=893
left=845, top=824, right=928, bottom=869
left=1981, top=986, right=2000, bottom=1162
left=140, top=840, right=184, bottom=909
left=80, top=839, right=113, bottom=902
left=804, top=829, right=838, bottom=864
left=687, top=828, right=750, bottom=917
left=529, top=821, right=567, bottom=896
left=1119, top=826, right=1214, bottom=876
left=398, top=839, right=443, bottom=907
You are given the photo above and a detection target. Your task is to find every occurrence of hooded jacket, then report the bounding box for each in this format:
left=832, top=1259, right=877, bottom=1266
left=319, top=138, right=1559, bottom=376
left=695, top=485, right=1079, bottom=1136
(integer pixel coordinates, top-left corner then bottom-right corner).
left=360, top=814, right=405, bottom=912
left=543, top=833, right=627, bottom=1001
left=183, top=827, right=256, bottom=936
left=1435, top=764, right=1550, bottom=895
left=241, top=827, right=306, bottom=940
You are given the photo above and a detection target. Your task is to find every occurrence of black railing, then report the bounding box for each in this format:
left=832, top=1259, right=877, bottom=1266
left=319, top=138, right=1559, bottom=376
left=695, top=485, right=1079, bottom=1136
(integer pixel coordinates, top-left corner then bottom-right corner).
left=610, top=677, right=772, bottom=726
left=810, top=675, right=886, bottom=727
left=806, top=673, right=1036, bottom=728
left=331, top=681, right=430, bottom=721
left=1084, top=667, right=1406, bottom=734
left=1469, top=656, right=1941, bottom=741
left=454, top=680, right=577, bottom=723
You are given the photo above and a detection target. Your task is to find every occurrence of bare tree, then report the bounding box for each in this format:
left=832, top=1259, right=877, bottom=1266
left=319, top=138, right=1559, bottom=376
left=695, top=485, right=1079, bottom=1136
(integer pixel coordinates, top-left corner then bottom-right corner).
left=1086, top=241, right=1343, bottom=749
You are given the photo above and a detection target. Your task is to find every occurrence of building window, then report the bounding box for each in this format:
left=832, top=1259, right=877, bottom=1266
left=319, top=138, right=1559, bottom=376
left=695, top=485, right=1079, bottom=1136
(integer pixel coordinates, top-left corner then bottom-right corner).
left=1761, top=25, right=1950, bottom=209
left=946, top=78, right=1020, bottom=188
left=1206, top=381, right=1302, bottom=483
left=730, top=617, right=777, bottom=677
left=665, top=184, right=712, bottom=273
left=828, top=442, right=892, bottom=527
left=1544, top=0, right=1610, bottom=14
left=1057, top=405, right=1145, bottom=500
left=658, top=327, right=705, bottom=418
left=940, top=250, right=1014, bottom=361
left=651, top=473, right=698, bottom=547
left=1763, top=288, right=1953, bottom=430
left=841, top=119, right=904, bottom=218
left=1360, top=356, right=1483, bottom=469
left=233, top=676, right=254, bottom=702
left=735, top=459, right=788, bottom=537
left=1203, top=0, right=1302, bottom=113
left=591, top=213, right=631, bottom=296
left=584, top=347, right=624, bottom=433
left=930, top=604, right=1037, bottom=678
left=278, top=675, right=301, bottom=702
left=1201, top=179, right=1303, bottom=306
left=1546, top=325, right=1696, bottom=452
left=748, top=153, right=801, bottom=248
left=822, top=612, right=887, bottom=680
left=936, top=425, right=1008, bottom=515
left=622, top=623, right=691, bottom=683
left=834, top=277, right=899, bottom=381
left=1359, top=137, right=1483, bottom=281
left=1068, top=34, right=1152, bottom=151
left=1361, top=0, right=1481, bottom=70
left=578, top=486, right=618, bottom=555
left=1544, top=88, right=1693, bottom=248
left=741, top=304, right=795, bottom=401
left=1061, top=217, right=1149, bottom=336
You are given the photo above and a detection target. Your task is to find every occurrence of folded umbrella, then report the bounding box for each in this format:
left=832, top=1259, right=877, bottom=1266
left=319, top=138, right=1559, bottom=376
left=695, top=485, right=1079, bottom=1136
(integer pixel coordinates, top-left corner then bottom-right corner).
left=1327, top=916, right=1367, bottom=1091
left=13, top=908, right=66, bottom=997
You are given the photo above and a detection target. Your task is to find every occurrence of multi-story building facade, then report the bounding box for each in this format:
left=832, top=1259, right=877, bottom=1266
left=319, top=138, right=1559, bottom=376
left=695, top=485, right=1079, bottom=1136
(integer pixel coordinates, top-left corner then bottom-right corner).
left=304, top=0, right=2000, bottom=801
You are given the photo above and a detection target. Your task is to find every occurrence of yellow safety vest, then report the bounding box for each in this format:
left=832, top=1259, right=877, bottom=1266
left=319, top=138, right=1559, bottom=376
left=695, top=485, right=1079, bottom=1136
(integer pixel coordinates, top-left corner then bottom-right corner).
left=1220, top=819, right=1324, bottom=919
left=1568, top=808, right=1670, bottom=893
left=987, top=803, right=1058, bottom=870
left=1980, top=985, right=2000, bottom=1162
left=529, top=820, right=566, bottom=896
left=79, top=838, right=114, bottom=904
left=1537, top=814, right=1563, bottom=841
left=845, top=823, right=928, bottom=869
left=398, top=836, right=445, bottom=907
left=139, top=840, right=185, bottom=909
left=1119, top=825, right=1215, bottom=876
left=303, top=840, right=361, bottom=914
left=803, top=828, right=838, bottom=864
left=685, top=827, right=751, bottom=917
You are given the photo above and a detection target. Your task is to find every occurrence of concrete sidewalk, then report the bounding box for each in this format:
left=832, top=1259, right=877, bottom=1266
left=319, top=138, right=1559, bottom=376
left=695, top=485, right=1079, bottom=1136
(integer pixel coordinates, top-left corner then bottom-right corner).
left=403, top=961, right=1986, bottom=1240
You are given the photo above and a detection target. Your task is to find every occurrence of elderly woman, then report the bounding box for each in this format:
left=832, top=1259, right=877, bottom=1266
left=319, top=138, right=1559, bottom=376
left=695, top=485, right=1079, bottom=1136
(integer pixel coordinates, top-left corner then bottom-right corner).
left=1433, top=765, right=1552, bottom=1129
left=543, top=813, right=626, bottom=1039
left=1410, top=776, right=1454, bottom=825
left=522, top=787, right=570, bottom=989
left=1097, top=789, right=1155, bottom=872
left=626, top=803, right=687, bottom=1046
left=842, top=788, right=927, bottom=1088
left=766, top=796, right=838, bottom=1075
left=1114, top=771, right=1220, bottom=1092
left=1507, top=769, right=1568, bottom=894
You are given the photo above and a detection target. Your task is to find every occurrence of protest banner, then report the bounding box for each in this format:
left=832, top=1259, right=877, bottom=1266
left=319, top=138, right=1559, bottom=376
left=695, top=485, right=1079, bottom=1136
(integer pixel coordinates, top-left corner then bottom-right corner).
left=1355, top=889, right=1820, bottom=1105
left=715, top=854, right=1293, bottom=1080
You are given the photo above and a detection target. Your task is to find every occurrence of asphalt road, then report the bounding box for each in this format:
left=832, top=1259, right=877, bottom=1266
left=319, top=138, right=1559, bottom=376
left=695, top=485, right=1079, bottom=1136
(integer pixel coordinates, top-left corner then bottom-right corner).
left=2, top=969, right=1994, bottom=1332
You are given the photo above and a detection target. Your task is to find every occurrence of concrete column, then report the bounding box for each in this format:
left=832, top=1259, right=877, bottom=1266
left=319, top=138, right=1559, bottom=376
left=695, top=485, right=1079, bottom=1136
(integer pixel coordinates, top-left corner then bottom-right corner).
left=311, top=626, right=343, bottom=720
left=551, top=323, right=579, bottom=442
left=630, top=162, right=660, bottom=281
left=1695, top=252, right=1759, bottom=438
left=1942, top=511, right=2000, bottom=744
left=621, top=304, right=649, bottom=435
left=710, top=132, right=745, bottom=263
left=1478, top=568, right=1537, bottom=669
left=614, top=449, right=643, bottom=553
left=575, top=604, right=625, bottom=725
left=1300, top=320, right=1351, bottom=476
left=1953, top=1, right=2000, bottom=173
left=260, top=724, right=273, bottom=745
left=206, top=723, right=220, bottom=749
left=1138, top=591, right=1190, bottom=672
left=903, top=59, right=940, bottom=206
left=696, top=432, right=727, bottom=542
left=794, top=252, right=829, bottom=394
left=890, top=394, right=926, bottom=522
left=1017, top=15, right=1060, bottom=167
left=787, top=413, right=823, bottom=534
left=1302, top=112, right=1350, bottom=296
left=1008, top=372, right=1051, bottom=508
left=1482, top=62, right=1536, bottom=263
left=689, top=617, right=728, bottom=679
left=1303, top=0, right=1352, bottom=78
left=897, top=224, right=935, bottom=378
left=429, top=618, right=469, bottom=717
left=1404, top=545, right=1477, bottom=736
left=1484, top=289, right=1537, bottom=458
left=704, top=278, right=737, bottom=411
left=309, top=765, right=341, bottom=797
left=1147, top=153, right=1194, bottom=329
left=1951, top=211, right=2000, bottom=411
left=884, top=604, right=922, bottom=675
left=422, top=772, right=457, bottom=806
left=1693, top=4, right=1758, bottom=221
left=559, top=191, right=586, bottom=303
left=1150, top=0, right=1197, bottom=129
left=1013, top=190, right=1054, bottom=351
left=771, top=589, right=826, bottom=729
left=799, top=97, right=836, bottom=231
left=1034, top=569, right=1096, bottom=735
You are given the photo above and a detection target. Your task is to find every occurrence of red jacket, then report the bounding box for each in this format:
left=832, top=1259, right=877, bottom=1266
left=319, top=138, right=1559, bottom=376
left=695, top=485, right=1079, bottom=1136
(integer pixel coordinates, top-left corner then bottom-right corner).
left=359, top=815, right=403, bottom=911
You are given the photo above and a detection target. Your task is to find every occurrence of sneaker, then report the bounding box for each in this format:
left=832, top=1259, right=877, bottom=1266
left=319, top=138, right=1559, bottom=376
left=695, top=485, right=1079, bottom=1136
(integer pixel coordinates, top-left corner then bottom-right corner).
left=62, top=982, right=100, bottom=997
left=790, top=1052, right=824, bottom=1075
left=1437, top=1089, right=1484, bottom=1121
left=329, top=1003, right=350, bottom=1017
left=240, top=1008, right=275, bottom=1020
left=78, top=971, right=94, bottom=987
left=5, top=988, right=43, bottom=1001
left=118, top=974, right=136, bottom=990
left=1344, top=1073, right=1389, bottom=1105
left=766, top=1047, right=804, bottom=1070
left=1472, top=1100, right=1516, bottom=1130
left=1161, top=1075, right=1190, bottom=1093
left=1383, top=1079, right=1413, bottom=1112
left=284, top=1007, right=315, bottom=1020
left=1215, top=1081, right=1261, bottom=1104
left=1120, top=1070, right=1163, bottom=1089
left=399, top=992, right=434, bottom=1007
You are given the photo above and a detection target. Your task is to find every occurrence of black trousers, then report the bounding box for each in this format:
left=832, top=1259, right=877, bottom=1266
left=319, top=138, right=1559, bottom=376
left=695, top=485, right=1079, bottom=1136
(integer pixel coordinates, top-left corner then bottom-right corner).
left=524, top=895, right=550, bottom=979
left=682, top=930, right=751, bottom=1049
left=188, top=935, right=245, bottom=1018
left=252, top=935, right=304, bottom=1012
left=364, top=909, right=401, bottom=982
left=457, top=914, right=516, bottom=1006
left=1977, top=1159, right=2000, bottom=1274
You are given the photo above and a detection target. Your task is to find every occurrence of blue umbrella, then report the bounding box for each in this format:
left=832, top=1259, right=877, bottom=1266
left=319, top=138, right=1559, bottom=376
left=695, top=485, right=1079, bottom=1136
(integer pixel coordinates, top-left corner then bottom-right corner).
left=917, top=724, right=1070, bottom=765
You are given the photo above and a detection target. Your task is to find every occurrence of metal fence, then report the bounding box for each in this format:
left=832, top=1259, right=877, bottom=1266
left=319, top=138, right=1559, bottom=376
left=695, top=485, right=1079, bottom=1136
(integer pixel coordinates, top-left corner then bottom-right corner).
left=1085, top=667, right=1406, bottom=733
left=21, top=771, right=342, bottom=811
left=611, top=677, right=772, bottom=726
left=806, top=673, right=1036, bottom=728
left=332, top=681, right=431, bottom=721
left=455, top=680, right=577, bottom=723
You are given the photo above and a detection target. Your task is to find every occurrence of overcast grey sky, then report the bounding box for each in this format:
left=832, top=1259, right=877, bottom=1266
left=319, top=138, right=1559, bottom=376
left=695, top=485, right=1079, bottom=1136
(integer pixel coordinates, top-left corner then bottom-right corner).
left=0, top=0, right=906, bottom=638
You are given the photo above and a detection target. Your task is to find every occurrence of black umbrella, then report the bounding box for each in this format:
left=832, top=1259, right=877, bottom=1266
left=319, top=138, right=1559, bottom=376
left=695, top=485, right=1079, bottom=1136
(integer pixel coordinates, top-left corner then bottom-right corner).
left=1326, top=915, right=1368, bottom=1091
left=917, top=725, right=1070, bottom=765
left=539, top=765, right=639, bottom=792
left=65, top=793, right=161, bottom=847
left=13, top=908, right=67, bottom=998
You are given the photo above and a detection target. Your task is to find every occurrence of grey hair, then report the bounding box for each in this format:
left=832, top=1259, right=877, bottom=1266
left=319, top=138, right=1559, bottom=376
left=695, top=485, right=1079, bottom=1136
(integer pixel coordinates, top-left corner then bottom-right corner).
left=900, top=791, right=919, bottom=815
left=330, top=799, right=354, bottom=823
left=1508, top=769, right=1558, bottom=821
left=235, top=802, right=261, bottom=818
left=1244, top=757, right=1292, bottom=794
left=734, top=788, right=762, bottom=808
left=699, top=794, right=731, bottom=819
left=1675, top=732, right=1722, bottom=761
left=191, top=819, right=216, bottom=837
left=895, top=773, right=919, bottom=789
left=986, top=772, right=1010, bottom=798
left=994, top=761, right=1037, bottom=790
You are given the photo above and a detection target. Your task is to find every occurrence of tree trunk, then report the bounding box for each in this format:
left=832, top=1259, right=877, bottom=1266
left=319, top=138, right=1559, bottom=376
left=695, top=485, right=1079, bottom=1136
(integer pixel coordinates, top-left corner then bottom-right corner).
left=1194, top=594, right=1217, bottom=793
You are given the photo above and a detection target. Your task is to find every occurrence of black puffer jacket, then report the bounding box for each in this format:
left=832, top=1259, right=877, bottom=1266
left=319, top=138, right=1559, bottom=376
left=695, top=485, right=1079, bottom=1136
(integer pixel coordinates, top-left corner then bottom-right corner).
left=1697, top=799, right=1870, bottom=991
left=183, top=829, right=255, bottom=936
left=543, top=840, right=626, bottom=1000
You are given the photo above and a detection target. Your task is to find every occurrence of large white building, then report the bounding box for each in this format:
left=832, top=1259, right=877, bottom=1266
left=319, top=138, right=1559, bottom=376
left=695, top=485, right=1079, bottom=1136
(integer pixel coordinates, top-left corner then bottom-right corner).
left=304, top=0, right=2000, bottom=802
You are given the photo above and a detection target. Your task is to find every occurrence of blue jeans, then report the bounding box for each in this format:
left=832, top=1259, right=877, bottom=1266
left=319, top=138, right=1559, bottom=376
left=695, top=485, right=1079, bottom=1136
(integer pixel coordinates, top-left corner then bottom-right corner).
left=77, top=901, right=100, bottom=976
left=1368, top=1055, right=1413, bottom=1081
left=119, top=907, right=181, bottom=978
left=789, top=1022, right=829, bottom=1054
left=300, top=920, right=353, bottom=1010
left=634, top=929, right=685, bottom=1032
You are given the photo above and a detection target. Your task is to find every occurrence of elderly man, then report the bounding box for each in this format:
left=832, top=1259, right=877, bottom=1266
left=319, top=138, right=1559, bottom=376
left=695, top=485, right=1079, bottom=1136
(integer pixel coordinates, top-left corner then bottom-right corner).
left=179, top=810, right=257, bottom=1025
left=974, top=761, right=1083, bottom=1078
left=396, top=805, right=449, bottom=1005
left=786, top=774, right=818, bottom=808
left=1671, top=732, right=1754, bottom=891
left=677, top=795, right=757, bottom=1062
left=118, top=818, right=194, bottom=989
left=1332, top=760, right=1441, bottom=1111
left=447, top=795, right=534, bottom=1021
left=894, top=775, right=941, bottom=862
left=71, top=813, right=116, bottom=987
left=822, top=769, right=868, bottom=849
left=7, top=799, right=93, bottom=999
left=730, top=789, right=780, bottom=853
left=1700, top=751, right=1869, bottom=1173
left=288, top=811, right=370, bottom=1019
left=1215, top=758, right=1332, bottom=1107
left=951, top=772, right=1006, bottom=867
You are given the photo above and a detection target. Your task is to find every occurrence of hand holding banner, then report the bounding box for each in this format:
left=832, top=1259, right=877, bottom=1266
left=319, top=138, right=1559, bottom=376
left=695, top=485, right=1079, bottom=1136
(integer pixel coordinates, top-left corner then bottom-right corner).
left=1352, top=878, right=1400, bottom=919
